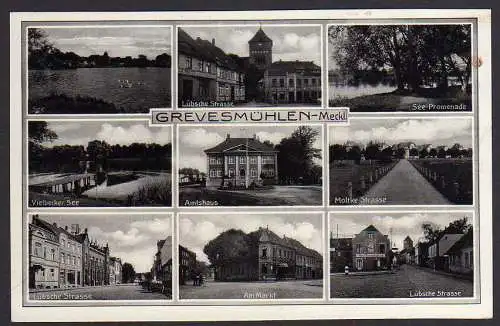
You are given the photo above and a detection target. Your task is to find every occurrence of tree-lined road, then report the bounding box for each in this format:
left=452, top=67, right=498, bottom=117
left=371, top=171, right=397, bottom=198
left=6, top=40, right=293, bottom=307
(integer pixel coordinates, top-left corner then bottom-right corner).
left=364, top=159, right=450, bottom=205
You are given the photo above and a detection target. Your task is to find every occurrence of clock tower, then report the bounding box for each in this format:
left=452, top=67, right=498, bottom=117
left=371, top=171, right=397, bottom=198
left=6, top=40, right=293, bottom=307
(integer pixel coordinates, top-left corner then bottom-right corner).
left=248, top=27, right=273, bottom=70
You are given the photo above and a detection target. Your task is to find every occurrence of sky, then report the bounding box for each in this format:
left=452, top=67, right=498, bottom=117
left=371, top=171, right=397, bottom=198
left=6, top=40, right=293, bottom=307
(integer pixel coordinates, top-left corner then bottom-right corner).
left=41, top=121, right=172, bottom=147
left=329, top=212, right=473, bottom=250
left=32, top=214, right=172, bottom=273
left=329, top=118, right=473, bottom=148
left=181, top=25, right=321, bottom=65
left=178, top=125, right=323, bottom=172
left=36, top=27, right=172, bottom=58
left=179, top=213, right=323, bottom=264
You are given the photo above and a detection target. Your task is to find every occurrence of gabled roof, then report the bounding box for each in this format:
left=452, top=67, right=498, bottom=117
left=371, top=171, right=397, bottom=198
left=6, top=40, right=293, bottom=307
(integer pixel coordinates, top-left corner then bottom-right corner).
left=446, top=230, right=473, bottom=254
left=204, top=137, right=277, bottom=154
left=178, top=28, right=244, bottom=71
left=254, top=227, right=322, bottom=259
left=249, top=28, right=272, bottom=43
left=32, top=216, right=80, bottom=242
left=362, top=225, right=380, bottom=233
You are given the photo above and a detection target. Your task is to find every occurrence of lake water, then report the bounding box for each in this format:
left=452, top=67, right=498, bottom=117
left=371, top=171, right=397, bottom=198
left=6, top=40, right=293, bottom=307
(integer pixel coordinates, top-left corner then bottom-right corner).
left=29, top=67, right=171, bottom=112
left=329, top=83, right=397, bottom=99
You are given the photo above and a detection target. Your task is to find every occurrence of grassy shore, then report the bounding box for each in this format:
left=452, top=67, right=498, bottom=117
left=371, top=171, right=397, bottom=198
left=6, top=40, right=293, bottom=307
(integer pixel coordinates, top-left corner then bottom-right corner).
left=329, top=89, right=471, bottom=112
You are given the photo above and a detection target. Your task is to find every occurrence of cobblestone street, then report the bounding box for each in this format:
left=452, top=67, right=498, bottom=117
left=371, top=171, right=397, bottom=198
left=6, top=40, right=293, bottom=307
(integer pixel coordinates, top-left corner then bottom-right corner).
left=330, top=264, right=473, bottom=298
left=29, top=283, right=171, bottom=301
left=180, top=279, right=323, bottom=300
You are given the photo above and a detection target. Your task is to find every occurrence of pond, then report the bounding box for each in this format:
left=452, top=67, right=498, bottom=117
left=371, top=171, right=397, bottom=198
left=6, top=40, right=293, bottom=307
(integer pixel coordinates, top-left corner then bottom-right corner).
left=29, top=67, right=171, bottom=113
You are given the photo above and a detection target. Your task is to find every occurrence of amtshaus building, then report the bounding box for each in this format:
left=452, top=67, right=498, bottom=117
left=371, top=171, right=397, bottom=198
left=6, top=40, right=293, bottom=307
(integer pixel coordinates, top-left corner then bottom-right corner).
left=204, top=134, right=278, bottom=188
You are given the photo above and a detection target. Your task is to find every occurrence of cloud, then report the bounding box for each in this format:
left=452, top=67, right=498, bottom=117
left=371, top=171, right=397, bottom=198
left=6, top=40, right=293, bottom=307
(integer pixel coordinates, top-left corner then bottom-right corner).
left=130, top=217, right=172, bottom=236
left=255, top=131, right=286, bottom=145
left=49, top=122, right=82, bottom=133
left=180, top=128, right=224, bottom=148
left=331, top=119, right=472, bottom=146
left=96, top=123, right=171, bottom=145
left=87, top=226, right=150, bottom=248
left=112, top=245, right=157, bottom=274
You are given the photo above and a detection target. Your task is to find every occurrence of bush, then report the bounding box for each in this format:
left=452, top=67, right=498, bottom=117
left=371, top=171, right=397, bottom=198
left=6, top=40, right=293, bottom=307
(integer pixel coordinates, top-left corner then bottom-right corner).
left=130, top=178, right=172, bottom=206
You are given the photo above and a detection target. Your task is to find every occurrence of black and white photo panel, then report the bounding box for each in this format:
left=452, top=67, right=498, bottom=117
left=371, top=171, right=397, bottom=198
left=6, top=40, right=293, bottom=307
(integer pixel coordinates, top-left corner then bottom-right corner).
left=178, top=24, right=322, bottom=108
left=328, top=24, right=472, bottom=112
left=28, top=26, right=172, bottom=114
left=28, top=120, right=172, bottom=207
left=27, top=213, right=173, bottom=302
left=178, top=212, right=324, bottom=300
left=329, top=212, right=475, bottom=299
left=328, top=118, right=473, bottom=206
left=178, top=124, right=323, bottom=207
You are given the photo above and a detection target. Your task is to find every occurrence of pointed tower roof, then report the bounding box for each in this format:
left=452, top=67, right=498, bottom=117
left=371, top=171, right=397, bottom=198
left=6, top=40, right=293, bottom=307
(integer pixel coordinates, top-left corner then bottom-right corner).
left=249, top=27, right=272, bottom=43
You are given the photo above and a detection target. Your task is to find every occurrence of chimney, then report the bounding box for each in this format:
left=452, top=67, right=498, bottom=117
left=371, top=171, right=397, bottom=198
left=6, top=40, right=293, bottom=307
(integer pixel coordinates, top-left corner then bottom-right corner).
left=212, top=38, right=215, bottom=46
left=226, top=133, right=230, bottom=140
left=84, top=228, right=88, bottom=234
left=65, top=226, right=68, bottom=231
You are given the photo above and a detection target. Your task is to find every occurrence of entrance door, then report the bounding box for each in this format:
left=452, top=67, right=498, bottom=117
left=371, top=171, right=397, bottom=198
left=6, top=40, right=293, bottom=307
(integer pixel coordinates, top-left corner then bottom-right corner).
left=288, top=91, right=294, bottom=103
left=182, top=79, right=193, bottom=101
left=230, top=86, right=235, bottom=101
left=356, top=258, right=363, bottom=271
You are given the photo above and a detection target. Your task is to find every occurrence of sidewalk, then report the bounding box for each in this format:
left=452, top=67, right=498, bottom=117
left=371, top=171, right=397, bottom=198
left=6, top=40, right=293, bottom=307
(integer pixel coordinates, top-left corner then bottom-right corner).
left=410, top=264, right=473, bottom=281
left=330, top=270, right=395, bottom=277
left=29, top=283, right=134, bottom=293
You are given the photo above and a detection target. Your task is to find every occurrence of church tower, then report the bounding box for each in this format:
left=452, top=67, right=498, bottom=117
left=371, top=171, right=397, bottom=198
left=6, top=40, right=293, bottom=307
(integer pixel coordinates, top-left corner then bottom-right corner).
left=248, top=26, right=273, bottom=70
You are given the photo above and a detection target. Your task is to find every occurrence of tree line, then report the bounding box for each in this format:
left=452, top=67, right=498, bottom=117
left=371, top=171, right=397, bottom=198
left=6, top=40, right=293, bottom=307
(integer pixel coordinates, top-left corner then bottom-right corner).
left=421, top=217, right=472, bottom=243
left=330, top=141, right=473, bottom=163
left=329, top=25, right=471, bottom=94
left=28, top=28, right=171, bottom=70
left=29, top=121, right=172, bottom=173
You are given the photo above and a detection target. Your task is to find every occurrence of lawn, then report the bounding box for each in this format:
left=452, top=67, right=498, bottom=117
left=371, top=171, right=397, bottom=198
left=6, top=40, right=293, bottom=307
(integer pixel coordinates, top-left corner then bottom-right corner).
left=329, top=160, right=398, bottom=205
left=409, top=158, right=473, bottom=204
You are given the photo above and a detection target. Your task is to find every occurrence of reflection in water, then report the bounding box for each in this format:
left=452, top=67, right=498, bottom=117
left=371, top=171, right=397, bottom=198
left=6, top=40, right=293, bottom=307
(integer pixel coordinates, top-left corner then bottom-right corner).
left=29, top=67, right=172, bottom=112
left=329, top=83, right=397, bottom=99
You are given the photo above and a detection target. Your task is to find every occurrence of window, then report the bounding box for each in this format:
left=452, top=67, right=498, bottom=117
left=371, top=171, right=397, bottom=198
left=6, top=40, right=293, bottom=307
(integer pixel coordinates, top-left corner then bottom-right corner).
left=356, top=244, right=361, bottom=253
left=50, top=268, right=55, bottom=279
left=228, top=156, right=235, bottom=164
left=50, top=248, right=55, bottom=261
left=185, top=56, right=192, bottom=69
left=250, top=169, right=257, bottom=177
left=205, top=62, right=211, bottom=73
left=368, top=242, right=374, bottom=253
left=228, top=168, right=234, bottom=177
left=34, top=242, right=42, bottom=257
left=239, top=156, right=246, bottom=164
left=209, top=157, right=216, bottom=164
left=312, top=78, right=316, bottom=85
left=262, top=248, right=267, bottom=258
left=368, top=233, right=374, bottom=240
left=379, top=244, right=385, bottom=254
left=297, top=79, right=302, bottom=86
left=272, top=79, right=277, bottom=87
left=209, top=169, right=216, bottom=178
left=216, top=169, right=222, bottom=177
left=61, top=253, right=65, bottom=263
left=279, top=79, right=285, bottom=87
left=289, top=78, right=294, bottom=86
left=198, top=60, right=203, bottom=71
left=250, top=156, right=257, bottom=164
left=217, top=157, right=223, bottom=165
left=279, top=249, right=282, bottom=257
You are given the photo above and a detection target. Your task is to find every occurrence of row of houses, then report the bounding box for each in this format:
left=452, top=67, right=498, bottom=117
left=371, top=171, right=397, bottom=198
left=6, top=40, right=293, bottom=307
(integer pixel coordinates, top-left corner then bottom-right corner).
left=330, top=224, right=473, bottom=276
left=410, top=230, right=473, bottom=275
left=29, top=215, right=122, bottom=289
